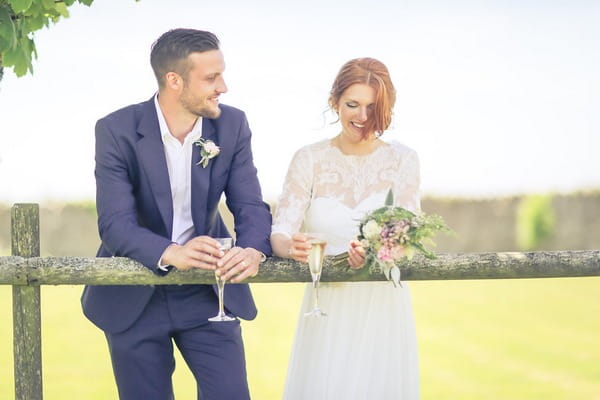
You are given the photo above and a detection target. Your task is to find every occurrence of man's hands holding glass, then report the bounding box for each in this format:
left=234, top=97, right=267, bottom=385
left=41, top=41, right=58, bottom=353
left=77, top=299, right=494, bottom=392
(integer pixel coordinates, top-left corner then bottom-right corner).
left=160, top=236, right=261, bottom=283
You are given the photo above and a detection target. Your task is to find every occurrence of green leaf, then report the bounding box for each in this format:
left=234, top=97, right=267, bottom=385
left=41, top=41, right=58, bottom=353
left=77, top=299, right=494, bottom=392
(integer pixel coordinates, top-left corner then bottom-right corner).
left=78, top=0, right=95, bottom=6
left=55, top=2, right=69, bottom=18
left=27, top=36, right=37, bottom=61
left=22, top=13, right=46, bottom=31
left=8, top=0, right=33, bottom=14
left=46, top=10, right=63, bottom=25
left=21, top=0, right=41, bottom=17
left=385, top=188, right=394, bottom=206
left=2, top=43, right=18, bottom=65
left=2, top=44, right=28, bottom=76
left=41, top=0, right=55, bottom=9
left=0, top=6, right=17, bottom=48
left=0, top=35, right=9, bottom=52
left=3, top=35, right=35, bottom=76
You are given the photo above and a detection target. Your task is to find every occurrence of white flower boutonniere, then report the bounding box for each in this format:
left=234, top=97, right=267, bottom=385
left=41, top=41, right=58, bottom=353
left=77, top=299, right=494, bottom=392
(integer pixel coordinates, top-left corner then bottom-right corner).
left=195, top=138, right=220, bottom=168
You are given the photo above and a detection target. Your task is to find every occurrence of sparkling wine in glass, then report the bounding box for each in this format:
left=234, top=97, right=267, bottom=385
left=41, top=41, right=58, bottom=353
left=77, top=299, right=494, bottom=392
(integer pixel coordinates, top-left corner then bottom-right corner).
left=209, top=238, right=236, bottom=322
left=304, top=234, right=327, bottom=317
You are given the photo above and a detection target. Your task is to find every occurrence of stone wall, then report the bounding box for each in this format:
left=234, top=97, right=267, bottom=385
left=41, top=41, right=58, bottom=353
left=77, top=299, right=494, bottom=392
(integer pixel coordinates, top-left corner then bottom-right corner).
left=1, top=191, right=599, bottom=257
left=421, top=192, right=600, bottom=252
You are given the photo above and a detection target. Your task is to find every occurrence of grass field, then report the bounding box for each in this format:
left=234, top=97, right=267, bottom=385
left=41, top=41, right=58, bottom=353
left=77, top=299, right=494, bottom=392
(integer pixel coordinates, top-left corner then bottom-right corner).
left=1, top=278, right=600, bottom=399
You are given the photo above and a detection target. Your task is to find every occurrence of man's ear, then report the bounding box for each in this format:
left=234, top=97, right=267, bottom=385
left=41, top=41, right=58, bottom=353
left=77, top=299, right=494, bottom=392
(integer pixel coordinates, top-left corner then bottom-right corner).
left=165, top=72, right=182, bottom=91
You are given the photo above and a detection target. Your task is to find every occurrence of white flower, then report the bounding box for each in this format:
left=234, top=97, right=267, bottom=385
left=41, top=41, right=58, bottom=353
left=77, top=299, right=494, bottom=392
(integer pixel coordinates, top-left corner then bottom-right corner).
left=363, top=220, right=381, bottom=240
left=195, top=139, right=220, bottom=168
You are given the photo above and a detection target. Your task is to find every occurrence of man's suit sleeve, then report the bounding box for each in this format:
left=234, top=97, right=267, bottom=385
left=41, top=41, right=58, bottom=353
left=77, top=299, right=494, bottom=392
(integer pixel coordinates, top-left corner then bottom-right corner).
left=95, top=118, right=173, bottom=273
left=224, top=113, right=272, bottom=256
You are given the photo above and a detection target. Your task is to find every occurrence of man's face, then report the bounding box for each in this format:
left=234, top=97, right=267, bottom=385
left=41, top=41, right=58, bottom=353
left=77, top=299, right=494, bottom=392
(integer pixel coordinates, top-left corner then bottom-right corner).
left=179, top=50, right=227, bottom=119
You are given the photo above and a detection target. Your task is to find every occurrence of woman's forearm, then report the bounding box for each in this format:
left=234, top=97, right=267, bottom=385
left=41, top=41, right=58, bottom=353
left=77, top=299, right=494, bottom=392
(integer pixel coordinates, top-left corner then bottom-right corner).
left=270, top=233, right=293, bottom=258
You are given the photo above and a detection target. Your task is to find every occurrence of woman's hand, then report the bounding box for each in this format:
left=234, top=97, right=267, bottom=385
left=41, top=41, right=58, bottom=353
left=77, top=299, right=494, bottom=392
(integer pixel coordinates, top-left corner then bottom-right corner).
left=287, top=233, right=312, bottom=263
left=348, top=240, right=366, bottom=269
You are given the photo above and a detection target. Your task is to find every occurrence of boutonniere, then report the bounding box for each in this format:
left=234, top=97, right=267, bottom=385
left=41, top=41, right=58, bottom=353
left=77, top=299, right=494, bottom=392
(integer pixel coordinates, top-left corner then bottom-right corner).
left=194, top=138, right=220, bottom=168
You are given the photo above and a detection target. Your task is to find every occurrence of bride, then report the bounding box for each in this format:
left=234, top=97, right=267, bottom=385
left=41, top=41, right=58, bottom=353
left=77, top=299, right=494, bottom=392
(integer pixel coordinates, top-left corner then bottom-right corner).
left=271, top=58, right=420, bottom=399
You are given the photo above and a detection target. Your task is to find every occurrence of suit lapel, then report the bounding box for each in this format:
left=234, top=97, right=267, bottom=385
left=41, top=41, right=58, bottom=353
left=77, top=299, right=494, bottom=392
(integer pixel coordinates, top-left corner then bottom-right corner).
left=137, top=99, right=174, bottom=237
left=191, top=118, right=217, bottom=233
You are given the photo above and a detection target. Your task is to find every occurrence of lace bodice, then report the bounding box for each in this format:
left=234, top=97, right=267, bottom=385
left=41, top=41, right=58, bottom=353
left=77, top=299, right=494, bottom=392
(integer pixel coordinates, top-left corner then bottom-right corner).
left=272, top=139, right=421, bottom=254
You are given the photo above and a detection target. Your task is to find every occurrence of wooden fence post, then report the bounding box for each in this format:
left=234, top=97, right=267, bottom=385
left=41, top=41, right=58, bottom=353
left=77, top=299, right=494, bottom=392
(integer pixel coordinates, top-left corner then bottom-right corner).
left=11, top=204, right=43, bottom=400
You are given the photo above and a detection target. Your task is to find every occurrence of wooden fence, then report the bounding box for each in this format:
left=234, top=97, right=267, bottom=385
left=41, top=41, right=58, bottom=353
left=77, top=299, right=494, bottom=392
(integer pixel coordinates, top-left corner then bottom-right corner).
left=2, top=203, right=600, bottom=400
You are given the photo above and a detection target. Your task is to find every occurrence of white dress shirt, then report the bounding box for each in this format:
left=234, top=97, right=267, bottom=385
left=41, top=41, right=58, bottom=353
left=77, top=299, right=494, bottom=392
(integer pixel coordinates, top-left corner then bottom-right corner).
left=153, top=95, right=266, bottom=269
left=154, top=95, right=202, bottom=268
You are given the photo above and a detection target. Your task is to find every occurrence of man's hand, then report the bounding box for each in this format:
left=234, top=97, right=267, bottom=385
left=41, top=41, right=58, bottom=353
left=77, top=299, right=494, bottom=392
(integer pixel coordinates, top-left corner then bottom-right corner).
left=160, top=236, right=223, bottom=271
left=216, top=247, right=262, bottom=283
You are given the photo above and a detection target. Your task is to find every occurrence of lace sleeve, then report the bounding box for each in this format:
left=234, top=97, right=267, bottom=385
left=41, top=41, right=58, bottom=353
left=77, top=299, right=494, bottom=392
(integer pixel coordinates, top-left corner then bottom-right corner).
left=393, top=147, right=421, bottom=213
left=271, top=147, right=313, bottom=237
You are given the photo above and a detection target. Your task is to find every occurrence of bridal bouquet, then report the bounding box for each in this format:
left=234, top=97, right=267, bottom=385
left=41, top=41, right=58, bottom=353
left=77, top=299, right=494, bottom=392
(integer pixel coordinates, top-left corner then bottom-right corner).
left=357, top=190, right=449, bottom=287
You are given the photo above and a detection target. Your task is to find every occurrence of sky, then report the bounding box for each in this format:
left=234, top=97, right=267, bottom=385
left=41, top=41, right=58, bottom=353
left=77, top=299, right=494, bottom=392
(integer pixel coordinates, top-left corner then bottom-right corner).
left=0, top=0, right=598, bottom=204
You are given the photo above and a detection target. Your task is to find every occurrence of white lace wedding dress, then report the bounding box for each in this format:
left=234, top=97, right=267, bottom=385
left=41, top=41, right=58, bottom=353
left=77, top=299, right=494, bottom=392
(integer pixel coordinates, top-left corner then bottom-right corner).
left=272, top=139, right=421, bottom=399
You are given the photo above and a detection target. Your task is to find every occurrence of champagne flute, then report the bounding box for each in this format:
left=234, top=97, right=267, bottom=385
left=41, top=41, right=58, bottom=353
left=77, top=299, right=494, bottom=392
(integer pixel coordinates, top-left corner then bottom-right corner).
left=209, top=238, right=236, bottom=322
left=304, top=233, right=327, bottom=317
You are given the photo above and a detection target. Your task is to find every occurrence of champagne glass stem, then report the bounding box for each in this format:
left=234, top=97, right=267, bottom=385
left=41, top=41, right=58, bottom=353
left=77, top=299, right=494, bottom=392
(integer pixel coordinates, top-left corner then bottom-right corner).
left=208, top=238, right=235, bottom=322
left=304, top=234, right=327, bottom=317
left=217, top=277, right=225, bottom=316
left=313, top=278, right=320, bottom=310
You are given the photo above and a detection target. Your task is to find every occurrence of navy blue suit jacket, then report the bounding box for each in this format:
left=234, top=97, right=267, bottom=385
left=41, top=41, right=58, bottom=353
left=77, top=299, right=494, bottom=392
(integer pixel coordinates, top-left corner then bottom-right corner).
left=82, top=97, right=272, bottom=334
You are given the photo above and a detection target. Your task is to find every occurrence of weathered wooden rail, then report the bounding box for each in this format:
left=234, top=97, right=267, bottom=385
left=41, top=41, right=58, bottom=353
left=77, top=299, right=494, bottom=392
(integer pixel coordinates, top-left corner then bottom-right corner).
left=2, top=203, right=600, bottom=400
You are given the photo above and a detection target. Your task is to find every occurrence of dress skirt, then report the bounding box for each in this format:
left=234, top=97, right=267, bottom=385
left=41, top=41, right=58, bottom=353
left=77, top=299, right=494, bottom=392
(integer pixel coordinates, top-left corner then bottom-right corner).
left=283, top=281, right=420, bottom=400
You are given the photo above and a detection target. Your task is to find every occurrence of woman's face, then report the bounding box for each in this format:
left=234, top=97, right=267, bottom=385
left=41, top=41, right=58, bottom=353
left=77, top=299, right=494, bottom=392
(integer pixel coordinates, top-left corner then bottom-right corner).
left=336, top=83, right=376, bottom=143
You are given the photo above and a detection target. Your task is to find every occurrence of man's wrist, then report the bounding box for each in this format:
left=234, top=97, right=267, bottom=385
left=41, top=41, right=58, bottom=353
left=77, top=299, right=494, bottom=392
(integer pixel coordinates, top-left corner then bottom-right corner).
left=247, top=248, right=267, bottom=263
left=158, top=243, right=179, bottom=269
left=259, top=251, right=267, bottom=263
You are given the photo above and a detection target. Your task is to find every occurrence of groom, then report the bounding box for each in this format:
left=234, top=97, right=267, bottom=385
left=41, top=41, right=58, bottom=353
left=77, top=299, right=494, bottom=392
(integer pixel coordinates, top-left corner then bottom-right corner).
left=81, top=29, right=272, bottom=400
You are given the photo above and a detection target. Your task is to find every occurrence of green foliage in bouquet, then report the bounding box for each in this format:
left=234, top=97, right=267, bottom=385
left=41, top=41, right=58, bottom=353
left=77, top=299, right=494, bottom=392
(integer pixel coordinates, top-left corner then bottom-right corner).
left=357, top=189, right=450, bottom=286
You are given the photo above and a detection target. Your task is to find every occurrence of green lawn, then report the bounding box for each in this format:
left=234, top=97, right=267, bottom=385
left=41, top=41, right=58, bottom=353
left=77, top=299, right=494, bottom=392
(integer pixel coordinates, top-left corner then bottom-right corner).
left=1, top=278, right=599, bottom=399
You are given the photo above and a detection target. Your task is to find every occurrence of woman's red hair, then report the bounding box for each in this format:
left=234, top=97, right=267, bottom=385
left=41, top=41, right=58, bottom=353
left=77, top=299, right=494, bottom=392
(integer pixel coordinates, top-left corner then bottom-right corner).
left=329, top=58, right=396, bottom=139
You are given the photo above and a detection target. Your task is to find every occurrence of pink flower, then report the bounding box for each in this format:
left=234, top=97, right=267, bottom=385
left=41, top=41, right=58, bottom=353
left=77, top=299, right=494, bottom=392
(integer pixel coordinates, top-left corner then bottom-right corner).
left=377, top=246, right=393, bottom=262
left=203, top=141, right=220, bottom=155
